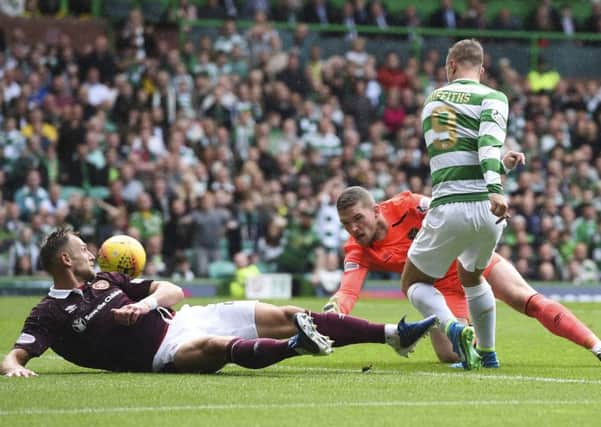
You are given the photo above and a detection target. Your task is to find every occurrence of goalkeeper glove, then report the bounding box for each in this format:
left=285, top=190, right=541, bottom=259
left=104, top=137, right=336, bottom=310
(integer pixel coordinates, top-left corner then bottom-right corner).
left=322, top=299, right=341, bottom=313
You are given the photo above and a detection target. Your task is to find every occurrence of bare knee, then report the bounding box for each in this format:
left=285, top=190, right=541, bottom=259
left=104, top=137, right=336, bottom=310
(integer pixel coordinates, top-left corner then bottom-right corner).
left=280, top=305, right=304, bottom=319
left=174, top=336, right=231, bottom=373
left=401, top=260, right=436, bottom=294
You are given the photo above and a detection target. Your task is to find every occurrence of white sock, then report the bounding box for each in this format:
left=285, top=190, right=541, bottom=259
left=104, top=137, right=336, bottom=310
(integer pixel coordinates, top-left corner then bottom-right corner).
left=407, top=282, right=456, bottom=329
left=463, top=279, right=496, bottom=351
left=384, top=324, right=397, bottom=341
left=591, top=342, right=601, bottom=355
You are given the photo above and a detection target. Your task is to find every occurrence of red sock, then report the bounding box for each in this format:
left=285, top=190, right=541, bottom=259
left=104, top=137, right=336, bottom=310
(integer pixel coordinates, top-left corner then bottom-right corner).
left=308, top=312, right=385, bottom=347
left=524, top=294, right=599, bottom=350
left=226, top=337, right=297, bottom=369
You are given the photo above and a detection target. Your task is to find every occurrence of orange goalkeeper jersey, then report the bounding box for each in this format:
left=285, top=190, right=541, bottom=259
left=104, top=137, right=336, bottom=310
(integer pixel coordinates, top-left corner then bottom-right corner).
left=336, top=191, right=500, bottom=316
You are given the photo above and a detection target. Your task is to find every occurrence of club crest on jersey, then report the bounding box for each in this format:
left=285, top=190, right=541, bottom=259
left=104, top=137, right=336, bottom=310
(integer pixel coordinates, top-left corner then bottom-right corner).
left=408, top=227, right=419, bottom=240
left=92, top=280, right=110, bottom=290
left=344, top=262, right=359, bottom=272
left=72, top=317, right=88, bottom=333
left=64, top=304, right=78, bottom=314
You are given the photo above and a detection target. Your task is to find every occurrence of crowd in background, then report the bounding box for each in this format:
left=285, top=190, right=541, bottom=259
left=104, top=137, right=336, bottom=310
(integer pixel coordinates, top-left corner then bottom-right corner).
left=1, top=1, right=601, bottom=294
left=4, top=0, right=601, bottom=37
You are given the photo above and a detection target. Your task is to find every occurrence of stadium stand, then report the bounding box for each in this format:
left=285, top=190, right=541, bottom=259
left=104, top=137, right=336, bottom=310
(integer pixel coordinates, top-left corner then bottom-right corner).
left=0, top=0, right=600, bottom=296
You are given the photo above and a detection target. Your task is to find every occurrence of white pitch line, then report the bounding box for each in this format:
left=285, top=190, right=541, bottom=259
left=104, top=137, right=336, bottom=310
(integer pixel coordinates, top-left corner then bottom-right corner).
left=2, top=357, right=600, bottom=385
left=269, top=366, right=601, bottom=385
left=1, top=400, right=600, bottom=417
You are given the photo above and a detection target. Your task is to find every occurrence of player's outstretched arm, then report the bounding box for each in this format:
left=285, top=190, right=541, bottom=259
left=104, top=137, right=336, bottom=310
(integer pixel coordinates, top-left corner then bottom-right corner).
left=323, top=266, right=369, bottom=314
left=1, top=348, right=37, bottom=378
left=112, top=280, right=184, bottom=326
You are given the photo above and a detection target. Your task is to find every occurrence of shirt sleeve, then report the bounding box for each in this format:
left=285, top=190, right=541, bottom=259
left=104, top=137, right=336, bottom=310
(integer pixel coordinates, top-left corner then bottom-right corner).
left=478, top=91, right=508, bottom=194
left=333, top=247, right=369, bottom=314
left=96, top=272, right=153, bottom=301
left=12, top=304, right=55, bottom=357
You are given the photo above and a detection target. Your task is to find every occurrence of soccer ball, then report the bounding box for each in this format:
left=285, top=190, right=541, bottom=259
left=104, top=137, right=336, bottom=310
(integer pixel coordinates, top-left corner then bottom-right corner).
left=97, top=235, right=146, bottom=278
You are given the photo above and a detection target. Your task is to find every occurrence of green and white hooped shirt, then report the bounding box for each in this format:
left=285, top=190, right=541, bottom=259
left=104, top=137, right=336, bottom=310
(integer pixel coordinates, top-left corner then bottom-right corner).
left=422, top=79, right=508, bottom=208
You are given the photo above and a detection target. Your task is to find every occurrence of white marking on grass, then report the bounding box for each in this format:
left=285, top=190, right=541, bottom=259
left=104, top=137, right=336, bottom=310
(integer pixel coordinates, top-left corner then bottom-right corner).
left=1, top=400, right=600, bottom=416
left=270, top=366, right=601, bottom=385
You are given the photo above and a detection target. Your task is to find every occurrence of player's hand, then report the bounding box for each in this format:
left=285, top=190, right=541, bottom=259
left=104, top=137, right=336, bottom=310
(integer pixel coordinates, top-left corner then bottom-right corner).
left=111, top=302, right=151, bottom=326
left=323, top=299, right=341, bottom=313
left=4, top=367, right=38, bottom=378
left=501, top=151, right=526, bottom=171
left=489, top=193, right=508, bottom=220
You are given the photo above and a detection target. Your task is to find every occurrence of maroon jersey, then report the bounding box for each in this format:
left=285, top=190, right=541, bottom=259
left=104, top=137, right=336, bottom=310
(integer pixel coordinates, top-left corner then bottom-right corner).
left=13, top=272, right=170, bottom=372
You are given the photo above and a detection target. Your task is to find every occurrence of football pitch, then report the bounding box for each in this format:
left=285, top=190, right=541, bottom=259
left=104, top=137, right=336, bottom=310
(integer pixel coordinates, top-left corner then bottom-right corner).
left=1, top=296, right=601, bottom=427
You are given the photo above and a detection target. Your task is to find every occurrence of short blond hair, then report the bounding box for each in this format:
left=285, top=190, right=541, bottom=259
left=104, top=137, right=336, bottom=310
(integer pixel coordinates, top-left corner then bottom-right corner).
left=446, top=39, right=483, bottom=68
left=336, top=186, right=374, bottom=212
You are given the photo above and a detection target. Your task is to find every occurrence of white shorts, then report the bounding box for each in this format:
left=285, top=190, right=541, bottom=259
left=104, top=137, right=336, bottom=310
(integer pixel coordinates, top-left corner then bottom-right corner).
left=408, top=200, right=504, bottom=279
left=152, top=301, right=258, bottom=372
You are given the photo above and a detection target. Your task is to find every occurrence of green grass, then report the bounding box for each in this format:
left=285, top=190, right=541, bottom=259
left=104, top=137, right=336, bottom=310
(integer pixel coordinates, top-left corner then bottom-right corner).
left=1, top=296, right=601, bottom=426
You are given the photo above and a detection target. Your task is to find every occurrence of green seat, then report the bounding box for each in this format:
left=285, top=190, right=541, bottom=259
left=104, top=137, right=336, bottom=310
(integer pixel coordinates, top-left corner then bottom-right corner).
left=208, top=260, right=236, bottom=279
left=103, top=0, right=136, bottom=22
left=140, top=0, right=171, bottom=23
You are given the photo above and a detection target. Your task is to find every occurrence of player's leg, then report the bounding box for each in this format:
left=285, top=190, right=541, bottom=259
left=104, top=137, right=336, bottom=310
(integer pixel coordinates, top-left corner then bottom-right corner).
left=254, top=303, right=302, bottom=338
left=486, top=256, right=601, bottom=359
left=403, top=204, right=479, bottom=369
left=456, top=201, right=503, bottom=368
left=430, top=267, right=469, bottom=363
left=456, top=263, right=497, bottom=367
left=254, top=301, right=436, bottom=356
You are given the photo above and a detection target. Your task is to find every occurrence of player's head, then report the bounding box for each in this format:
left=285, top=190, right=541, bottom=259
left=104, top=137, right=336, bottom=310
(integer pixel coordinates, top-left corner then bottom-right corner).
left=337, top=186, right=382, bottom=246
left=40, top=227, right=96, bottom=281
left=445, top=38, right=483, bottom=82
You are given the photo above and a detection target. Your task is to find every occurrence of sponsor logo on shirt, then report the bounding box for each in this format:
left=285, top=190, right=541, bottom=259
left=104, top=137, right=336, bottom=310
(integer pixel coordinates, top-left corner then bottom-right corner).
left=71, top=289, right=124, bottom=333
left=491, top=110, right=506, bottom=129
left=92, top=280, right=110, bottom=290
left=16, top=333, right=36, bottom=344
left=343, top=262, right=359, bottom=272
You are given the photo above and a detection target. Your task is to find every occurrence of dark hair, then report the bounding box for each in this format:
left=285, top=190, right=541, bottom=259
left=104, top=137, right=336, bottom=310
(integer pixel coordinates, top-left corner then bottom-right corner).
left=39, top=227, right=73, bottom=272
left=336, top=186, right=375, bottom=212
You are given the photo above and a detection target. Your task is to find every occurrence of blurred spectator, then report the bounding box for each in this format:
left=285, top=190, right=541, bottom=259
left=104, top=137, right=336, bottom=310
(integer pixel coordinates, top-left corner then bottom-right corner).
left=7, top=226, right=39, bottom=276
left=311, top=251, right=342, bottom=296
left=79, top=35, right=117, bottom=85
left=527, top=57, right=560, bottom=93
left=369, top=1, right=394, bottom=29
left=461, top=0, right=486, bottom=29
left=229, top=251, right=261, bottom=298
left=272, top=0, right=303, bottom=25
left=302, top=0, right=337, bottom=25
left=559, top=5, right=577, bottom=36
left=377, top=51, right=409, bottom=92
left=570, top=242, right=599, bottom=284
left=189, top=191, right=230, bottom=276
left=491, top=8, right=522, bottom=31
left=13, top=169, right=50, bottom=220
left=399, top=5, right=422, bottom=28
left=214, top=19, right=248, bottom=55
left=527, top=0, right=560, bottom=31
left=256, top=216, right=286, bottom=272
left=129, top=192, right=163, bottom=243
left=430, top=0, right=459, bottom=29
left=341, top=1, right=358, bottom=40
left=144, top=234, right=166, bottom=277
left=198, top=0, right=227, bottom=20
left=118, top=8, right=156, bottom=60
left=171, top=252, right=194, bottom=281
